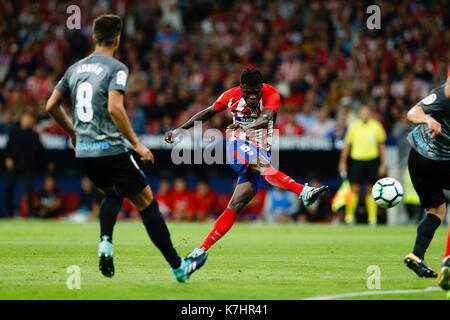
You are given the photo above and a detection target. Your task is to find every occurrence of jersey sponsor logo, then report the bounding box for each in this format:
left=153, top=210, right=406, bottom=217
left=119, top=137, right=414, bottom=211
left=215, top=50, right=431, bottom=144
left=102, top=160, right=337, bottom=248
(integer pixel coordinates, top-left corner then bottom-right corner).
left=76, top=141, right=110, bottom=151
left=235, top=116, right=256, bottom=123
left=421, top=93, right=437, bottom=105
left=116, top=70, right=127, bottom=86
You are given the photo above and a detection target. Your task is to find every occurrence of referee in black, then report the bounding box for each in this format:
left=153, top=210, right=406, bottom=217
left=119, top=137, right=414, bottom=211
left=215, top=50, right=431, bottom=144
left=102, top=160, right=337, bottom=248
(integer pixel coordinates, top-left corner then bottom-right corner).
left=404, top=68, right=450, bottom=281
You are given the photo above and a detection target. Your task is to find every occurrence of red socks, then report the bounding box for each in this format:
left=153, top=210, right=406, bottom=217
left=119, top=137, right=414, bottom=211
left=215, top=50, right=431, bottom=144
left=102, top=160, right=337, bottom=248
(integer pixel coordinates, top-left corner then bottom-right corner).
left=199, top=208, right=238, bottom=251
left=445, top=224, right=450, bottom=259
left=262, top=165, right=304, bottom=195
left=198, top=166, right=302, bottom=251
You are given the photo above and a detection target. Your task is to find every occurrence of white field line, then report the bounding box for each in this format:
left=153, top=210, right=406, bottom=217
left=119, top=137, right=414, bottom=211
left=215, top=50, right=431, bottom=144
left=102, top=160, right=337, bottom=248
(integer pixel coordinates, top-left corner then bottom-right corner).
left=303, top=286, right=442, bottom=300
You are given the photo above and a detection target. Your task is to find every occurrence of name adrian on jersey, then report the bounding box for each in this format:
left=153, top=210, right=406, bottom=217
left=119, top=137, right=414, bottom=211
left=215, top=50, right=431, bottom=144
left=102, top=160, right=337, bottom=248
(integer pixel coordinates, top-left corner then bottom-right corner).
left=76, top=63, right=103, bottom=75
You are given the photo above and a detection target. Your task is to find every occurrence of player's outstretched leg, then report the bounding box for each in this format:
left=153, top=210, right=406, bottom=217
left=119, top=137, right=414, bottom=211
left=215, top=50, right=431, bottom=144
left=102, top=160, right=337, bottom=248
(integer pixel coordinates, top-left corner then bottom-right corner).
left=404, top=211, right=443, bottom=278
left=140, top=199, right=207, bottom=282
left=189, top=182, right=254, bottom=257
left=260, top=165, right=329, bottom=207
left=98, top=196, right=123, bottom=277
left=130, top=186, right=208, bottom=282
left=300, top=183, right=330, bottom=208
left=190, top=207, right=238, bottom=256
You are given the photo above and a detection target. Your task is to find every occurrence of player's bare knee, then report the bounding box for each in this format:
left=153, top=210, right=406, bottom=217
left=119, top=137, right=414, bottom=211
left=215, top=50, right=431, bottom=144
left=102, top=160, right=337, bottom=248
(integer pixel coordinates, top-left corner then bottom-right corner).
left=228, top=195, right=253, bottom=213
left=425, top=204, right=446, bottom=221
left=228, top=198, right=242, bottom=213
left=129, top=196, right=150, bottom=211
left=129, top=186, right=153, bottom=211
left=228, top=201, right=245, bottom=214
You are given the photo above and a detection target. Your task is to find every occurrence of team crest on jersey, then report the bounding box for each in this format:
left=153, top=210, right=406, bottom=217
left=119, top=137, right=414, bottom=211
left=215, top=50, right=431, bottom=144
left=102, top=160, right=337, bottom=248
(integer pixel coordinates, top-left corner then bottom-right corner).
left=421, top=93, right=436, bottom=105
left=116, top=70, right=127, bottom=86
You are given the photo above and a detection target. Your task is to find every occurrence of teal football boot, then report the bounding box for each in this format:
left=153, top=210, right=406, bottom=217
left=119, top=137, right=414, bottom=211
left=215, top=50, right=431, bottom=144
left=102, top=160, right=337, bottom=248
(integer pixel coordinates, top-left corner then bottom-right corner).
left=300, top=183, right=329, bottom=207
left=98, top=235, right=114, bottom=277
left=172, top=250, right=208, bottom=283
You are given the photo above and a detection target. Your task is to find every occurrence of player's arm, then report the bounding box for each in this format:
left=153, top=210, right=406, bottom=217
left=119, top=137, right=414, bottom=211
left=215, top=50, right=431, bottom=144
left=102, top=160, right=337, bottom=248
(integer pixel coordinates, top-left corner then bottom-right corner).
left=108, top=90, right=154, bottom=163
left=45, top=89, right=76, bottom=148
left=230, top=87, right=279, bottom=132
left=165, top=105, right=219, bottom=143
left=406, top=105, right=442, bottom=138
left=229, top=108, right=276, bottom=132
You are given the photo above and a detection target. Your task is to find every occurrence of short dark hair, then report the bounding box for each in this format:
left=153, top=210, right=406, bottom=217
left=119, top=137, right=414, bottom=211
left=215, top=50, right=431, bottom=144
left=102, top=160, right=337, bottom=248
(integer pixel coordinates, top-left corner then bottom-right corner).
left=93, top=14, right=122, bottom=46
left=240, top=68, right=263, bottom=86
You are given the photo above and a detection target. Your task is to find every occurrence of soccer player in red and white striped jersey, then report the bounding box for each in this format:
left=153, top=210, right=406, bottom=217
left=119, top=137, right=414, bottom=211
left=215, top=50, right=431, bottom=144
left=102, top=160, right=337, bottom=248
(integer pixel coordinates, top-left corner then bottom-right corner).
left=165, top=69, right=329, bottom=259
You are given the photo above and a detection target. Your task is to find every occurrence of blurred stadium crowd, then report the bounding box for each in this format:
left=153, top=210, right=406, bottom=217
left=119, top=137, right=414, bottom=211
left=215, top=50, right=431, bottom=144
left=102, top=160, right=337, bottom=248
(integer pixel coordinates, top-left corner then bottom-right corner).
left=24, top=175, right=331, bottom=223
left=0, top=0, right=449, bottom=222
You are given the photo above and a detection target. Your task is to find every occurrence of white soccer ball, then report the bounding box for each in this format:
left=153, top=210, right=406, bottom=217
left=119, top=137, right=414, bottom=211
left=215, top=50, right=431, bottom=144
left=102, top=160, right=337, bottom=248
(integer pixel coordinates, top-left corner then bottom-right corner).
left=372, top=177, right=403, bottom=208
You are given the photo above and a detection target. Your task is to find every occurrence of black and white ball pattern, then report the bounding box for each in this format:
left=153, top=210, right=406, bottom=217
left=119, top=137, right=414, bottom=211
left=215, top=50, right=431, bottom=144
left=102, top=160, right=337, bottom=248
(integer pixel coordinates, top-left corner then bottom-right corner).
left=372, top=177, right=404, bottom=209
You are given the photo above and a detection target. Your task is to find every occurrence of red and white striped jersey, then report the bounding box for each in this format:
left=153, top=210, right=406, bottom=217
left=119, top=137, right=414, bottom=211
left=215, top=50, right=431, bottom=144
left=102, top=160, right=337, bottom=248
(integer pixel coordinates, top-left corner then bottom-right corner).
left=213, top=83, right=280, bottom=150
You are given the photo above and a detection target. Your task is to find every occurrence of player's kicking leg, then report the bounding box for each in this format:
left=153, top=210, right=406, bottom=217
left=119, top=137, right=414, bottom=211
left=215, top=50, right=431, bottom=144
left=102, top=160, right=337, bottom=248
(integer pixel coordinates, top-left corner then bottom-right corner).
left=128, top=185, right=207, bottom=282
left=251, top=157, right=329, bottom=208
left=189, top=155, right=329, bottom=257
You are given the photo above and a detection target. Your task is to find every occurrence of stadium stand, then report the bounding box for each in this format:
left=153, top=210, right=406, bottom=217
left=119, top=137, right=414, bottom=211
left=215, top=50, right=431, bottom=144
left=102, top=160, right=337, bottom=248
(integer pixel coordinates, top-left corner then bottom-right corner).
left=0, top=0, right=449, bottom=222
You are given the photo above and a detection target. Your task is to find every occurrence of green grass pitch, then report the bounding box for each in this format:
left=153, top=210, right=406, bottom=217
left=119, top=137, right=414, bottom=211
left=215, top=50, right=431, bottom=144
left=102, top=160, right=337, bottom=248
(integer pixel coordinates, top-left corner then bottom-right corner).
left=0, top=220, right=448, bottom=300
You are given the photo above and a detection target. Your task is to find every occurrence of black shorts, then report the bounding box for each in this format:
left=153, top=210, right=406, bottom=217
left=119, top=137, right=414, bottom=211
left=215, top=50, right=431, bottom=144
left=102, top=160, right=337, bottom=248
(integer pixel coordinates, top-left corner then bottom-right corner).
left=348, top=157, right=380, bottom=185
left=77, top=152, right=148, bottom=197
left=408, top=148, right=450, bottom=209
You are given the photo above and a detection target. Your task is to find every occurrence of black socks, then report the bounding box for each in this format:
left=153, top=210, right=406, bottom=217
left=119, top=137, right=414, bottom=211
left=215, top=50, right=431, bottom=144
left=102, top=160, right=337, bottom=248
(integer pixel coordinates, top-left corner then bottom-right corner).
left=140, top=199, right=182, bottom=269
left=99, top=197, right=123, bottom=243
left=412, top=213, right=441, bottom=260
